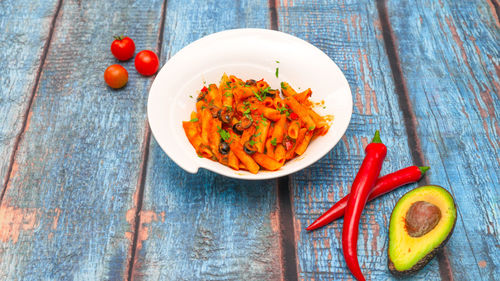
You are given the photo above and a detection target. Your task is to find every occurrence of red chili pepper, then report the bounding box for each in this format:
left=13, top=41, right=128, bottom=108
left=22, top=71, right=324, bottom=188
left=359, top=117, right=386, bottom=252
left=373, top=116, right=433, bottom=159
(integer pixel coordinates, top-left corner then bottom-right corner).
left=342, top=130, right=387, bottom=281
left=289, top=112, right=299, bottom=120
left=201, top=86, right=208, bottom=92
left=306, top=166, right=429, bottom=231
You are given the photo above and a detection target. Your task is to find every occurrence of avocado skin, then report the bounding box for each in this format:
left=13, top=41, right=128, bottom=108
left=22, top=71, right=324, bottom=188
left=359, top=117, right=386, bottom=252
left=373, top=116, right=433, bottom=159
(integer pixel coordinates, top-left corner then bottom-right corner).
left=387, top=185, right=457, bottom=276
left=388, top=217, right=456, bottom=276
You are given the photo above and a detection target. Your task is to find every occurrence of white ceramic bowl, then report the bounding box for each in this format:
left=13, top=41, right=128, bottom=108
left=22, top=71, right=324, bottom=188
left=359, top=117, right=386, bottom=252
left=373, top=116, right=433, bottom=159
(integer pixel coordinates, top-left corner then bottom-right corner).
left=148, top=28, right=352, bottom=180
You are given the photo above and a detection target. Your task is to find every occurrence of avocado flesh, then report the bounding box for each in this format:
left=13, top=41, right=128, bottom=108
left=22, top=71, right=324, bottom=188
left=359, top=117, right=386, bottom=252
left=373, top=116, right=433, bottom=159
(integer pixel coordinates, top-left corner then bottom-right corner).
left=388, top=185, right=457, bottom=275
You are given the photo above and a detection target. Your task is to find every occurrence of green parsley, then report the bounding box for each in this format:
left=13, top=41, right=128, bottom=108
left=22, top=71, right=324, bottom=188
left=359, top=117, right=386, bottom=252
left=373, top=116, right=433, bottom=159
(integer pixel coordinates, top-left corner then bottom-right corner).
left=277, top=106, right=288, bottom=115
left=226, top=81, right=231, bottom=87
left=244, top=84, right=251, bottom=87
left=308, top=126, right=315, bottom=131
left=253, top=90, right=264, bottom=101
left=280, top=82, right=287, bottom=89
left=275, top=60, right=280, bottom=63
left=254, top=132, right=262, bottom=137
left=271, top=138, right=277, bottom=146
left=201, top=105, right=206, bottom=109
left=244, top=113, right=253, bottom=121
left=190, top=118, right=199, bottom=122
left=224, top=92, right=233, bottom=97
left=217, top=126, right=231, bottom=141
left=189, top=95, right=193, bottom=98
left=275, top=67, right=279, bottom=78
left=224, top=105, right=233, bottom=111
left=260, top=114, right=268, bottom=122
left=243, top=108, right=251, bottom=115
left=248, top=139, right=256, bottom=146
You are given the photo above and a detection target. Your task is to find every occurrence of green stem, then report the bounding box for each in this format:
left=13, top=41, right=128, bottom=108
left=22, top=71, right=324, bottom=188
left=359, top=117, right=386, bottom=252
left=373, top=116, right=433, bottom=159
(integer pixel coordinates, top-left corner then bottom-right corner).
left=418, top=166, right=430, bottom=176
left=371, top=130, right=382, bottom=143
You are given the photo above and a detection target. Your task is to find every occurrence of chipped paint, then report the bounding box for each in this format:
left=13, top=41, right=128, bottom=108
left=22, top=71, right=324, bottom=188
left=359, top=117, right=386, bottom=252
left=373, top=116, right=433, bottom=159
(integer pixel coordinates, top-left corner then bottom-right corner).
left=269, top=208, right=280, bottom=233
left=0, top=203, right=38, bottom=243
left=52, top=208, right=61, bottom=230
left=478, top=260, right=487, bottom=268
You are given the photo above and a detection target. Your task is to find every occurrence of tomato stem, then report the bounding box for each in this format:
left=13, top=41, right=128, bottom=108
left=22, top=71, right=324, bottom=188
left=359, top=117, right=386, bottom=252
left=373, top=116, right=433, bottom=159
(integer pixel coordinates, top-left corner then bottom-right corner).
left=114, top=35, right=124, bottom=40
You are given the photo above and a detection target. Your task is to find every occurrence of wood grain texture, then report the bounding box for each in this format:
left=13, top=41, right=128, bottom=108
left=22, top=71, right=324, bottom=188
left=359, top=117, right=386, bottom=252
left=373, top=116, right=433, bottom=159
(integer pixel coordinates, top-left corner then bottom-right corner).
left=387, top=0, right=500, bottom=279
left=277, top=0, right=442, bottom=280
left=131, top=0, right=284, bottom=280
left=0, top=0, right=60, bottom=198
left=0, top=0, right=164, bottom=279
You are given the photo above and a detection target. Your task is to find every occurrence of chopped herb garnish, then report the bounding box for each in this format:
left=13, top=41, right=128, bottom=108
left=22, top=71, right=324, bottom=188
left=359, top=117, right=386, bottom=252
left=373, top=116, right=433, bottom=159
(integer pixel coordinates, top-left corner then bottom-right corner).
left=281, top=82, right=287, bottom=89
left=226, top=81, right=231, bottom=87
left=244, top=84, right=251, bottom=87
left=260, top=114, right=268, bottom=122
left=243, top=108, right=251, bottom=115
left=271, top=138, right=277, bottom=146
left=277, top=106, right=289, bottom=115
left=275, top=67, right=279, bottom=78
left=323, top=106, right=326, bottom=109
left=308, top=126, right=315, bottom=131
left=243, top=101, right=250, bottom=107
left=253, top=90, right=264, bottom=101
left=248, top=139, right=256, bottom=146
left=190, top=118, right=199, bottom=122
left=201, top=105, right=206, bottom=109
left=275, top=60, right=280, bottom=63
left=189, top=95, right=193, bottom=98
left=244, top=113, right=253, bottom=121
left=254, top=132, right=262, bottom=137
left=224, top=105, right=233, bottom=111
left=224, top=92, right=233, bottom=97
left=217, top=126, right=231, bottom=141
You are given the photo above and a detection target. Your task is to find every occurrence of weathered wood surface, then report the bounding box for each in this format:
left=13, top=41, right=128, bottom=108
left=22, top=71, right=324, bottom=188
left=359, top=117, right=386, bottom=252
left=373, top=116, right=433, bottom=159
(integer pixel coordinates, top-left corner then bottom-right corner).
left=276, top=0, right=442, bottom=280
left=387, top=0, right=500, bottom=279
left=0, top=0, right=60, bottom=199
left=0, top=0, right=164, bottom=279
left=0, top=0, right=498, bottom=280
left=131, top=0, right=284, bottom=280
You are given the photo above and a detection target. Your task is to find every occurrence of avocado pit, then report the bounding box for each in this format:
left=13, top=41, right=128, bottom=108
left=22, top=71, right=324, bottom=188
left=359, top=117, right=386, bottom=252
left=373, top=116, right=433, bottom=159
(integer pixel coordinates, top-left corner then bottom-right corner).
left=405, top=201, right=441, bottom=237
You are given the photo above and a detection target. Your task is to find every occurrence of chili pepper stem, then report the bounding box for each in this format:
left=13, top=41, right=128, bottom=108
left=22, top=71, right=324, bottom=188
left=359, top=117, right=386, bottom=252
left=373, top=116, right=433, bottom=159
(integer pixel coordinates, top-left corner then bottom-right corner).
left=371, top=130, right=381, bottom=143
left=419, top=166, right=430, bottom=174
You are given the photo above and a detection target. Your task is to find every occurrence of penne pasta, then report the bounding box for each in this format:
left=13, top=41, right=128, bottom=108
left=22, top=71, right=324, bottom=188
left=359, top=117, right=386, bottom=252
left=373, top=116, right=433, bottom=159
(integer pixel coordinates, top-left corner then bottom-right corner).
left=252, top=152, right=282, bottom=171
left=295, top=129, right=314, bottom=155
left=287, top=121, right=300, bottom=139
left=230, top=141, right=260, bottom=174
left=183, top=74, right=330, bottom=173
left=254, top=117, right=270, bottom=153
left=284, top=96, right=316, bottom=131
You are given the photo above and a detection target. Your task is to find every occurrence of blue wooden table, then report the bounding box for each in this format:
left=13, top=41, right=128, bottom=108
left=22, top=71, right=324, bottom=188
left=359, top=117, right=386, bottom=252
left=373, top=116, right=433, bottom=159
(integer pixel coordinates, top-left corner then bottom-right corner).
left=0, top=0, right=498, bottom=280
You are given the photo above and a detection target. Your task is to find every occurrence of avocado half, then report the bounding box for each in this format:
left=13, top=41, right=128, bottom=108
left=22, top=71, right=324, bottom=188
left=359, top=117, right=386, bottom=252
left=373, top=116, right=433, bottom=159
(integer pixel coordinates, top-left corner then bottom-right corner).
left=388, top=185, right=457, bottom=276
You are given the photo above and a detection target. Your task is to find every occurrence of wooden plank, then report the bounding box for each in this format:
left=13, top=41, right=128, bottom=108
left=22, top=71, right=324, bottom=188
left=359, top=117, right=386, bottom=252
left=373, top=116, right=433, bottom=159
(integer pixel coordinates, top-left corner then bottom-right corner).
left=0, top=0, right=164, bottom=279
left=277, top=0, right=442, bottom=280
left=0, top=0, right=60, bottom=197
left=131, top=0, right=284, bottom=280
left=387, top=0, right=500, bottom=279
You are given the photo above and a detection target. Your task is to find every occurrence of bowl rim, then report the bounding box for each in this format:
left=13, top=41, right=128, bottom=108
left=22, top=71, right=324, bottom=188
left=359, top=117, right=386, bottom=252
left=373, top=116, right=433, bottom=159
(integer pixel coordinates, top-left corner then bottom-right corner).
left=147, top=28, right=352, bottom=180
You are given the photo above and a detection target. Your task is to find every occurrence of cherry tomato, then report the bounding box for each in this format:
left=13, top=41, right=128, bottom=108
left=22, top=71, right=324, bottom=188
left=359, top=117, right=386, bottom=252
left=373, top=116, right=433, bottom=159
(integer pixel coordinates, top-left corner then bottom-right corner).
left=135, top=50, right=159, bottom=76
left=104, top=64, right=128, bottom=89
left=111, top=36, right=135, bottom=61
